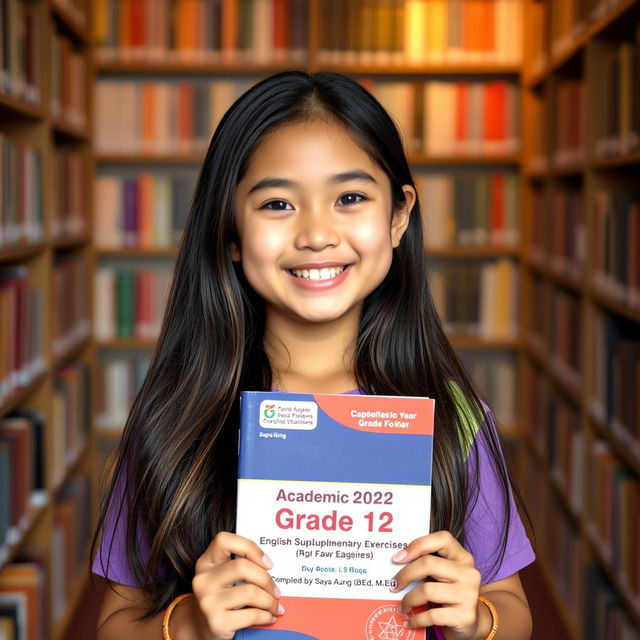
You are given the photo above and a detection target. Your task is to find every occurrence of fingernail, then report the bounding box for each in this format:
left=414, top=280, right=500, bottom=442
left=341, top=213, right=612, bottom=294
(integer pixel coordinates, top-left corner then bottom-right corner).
left=274, top=586, right=281, bottom=598
left=277, top=604, right=285, bottom=615
left=389, top=579, right=399, bottom=592
left=262, top=554, right=274, bottom=569
left=392, top=550, right=407, bottom=562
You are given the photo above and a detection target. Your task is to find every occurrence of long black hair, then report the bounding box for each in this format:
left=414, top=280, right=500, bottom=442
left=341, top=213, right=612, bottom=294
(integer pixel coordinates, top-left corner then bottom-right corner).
left=92, top=70, right=523, bottom=616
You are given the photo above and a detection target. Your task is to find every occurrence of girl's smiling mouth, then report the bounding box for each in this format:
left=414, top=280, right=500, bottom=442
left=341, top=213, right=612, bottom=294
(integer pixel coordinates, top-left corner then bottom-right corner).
left=285, top=264, right=352, bottom=288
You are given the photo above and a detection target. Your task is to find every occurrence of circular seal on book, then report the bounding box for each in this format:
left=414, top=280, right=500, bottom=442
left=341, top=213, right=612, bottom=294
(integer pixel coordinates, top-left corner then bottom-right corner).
left=366, top=604, right=416, bottom=640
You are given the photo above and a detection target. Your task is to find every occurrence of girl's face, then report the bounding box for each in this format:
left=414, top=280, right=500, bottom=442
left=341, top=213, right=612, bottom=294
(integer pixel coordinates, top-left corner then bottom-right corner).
left=232, top=119, right=416, bottom=327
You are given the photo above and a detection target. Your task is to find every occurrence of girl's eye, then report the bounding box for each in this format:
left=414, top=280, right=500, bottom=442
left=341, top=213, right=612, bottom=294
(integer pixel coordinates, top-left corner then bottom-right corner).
left=261, top=200, right=293, bottom=211
left=337, top=193, right=367, bottom=206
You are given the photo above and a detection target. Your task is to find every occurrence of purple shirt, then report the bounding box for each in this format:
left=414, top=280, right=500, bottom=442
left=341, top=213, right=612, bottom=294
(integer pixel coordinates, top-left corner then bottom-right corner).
left=93, top=391, right=534, bottom=638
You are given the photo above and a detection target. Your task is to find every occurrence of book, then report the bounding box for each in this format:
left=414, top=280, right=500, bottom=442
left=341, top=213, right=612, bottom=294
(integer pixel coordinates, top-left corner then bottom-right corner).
left=236, top=391, right=434, bottom=639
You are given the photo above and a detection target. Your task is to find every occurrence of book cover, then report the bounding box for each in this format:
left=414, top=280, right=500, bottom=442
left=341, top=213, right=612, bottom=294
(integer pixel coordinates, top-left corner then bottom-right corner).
left=236, top=391, right=434, bottom=640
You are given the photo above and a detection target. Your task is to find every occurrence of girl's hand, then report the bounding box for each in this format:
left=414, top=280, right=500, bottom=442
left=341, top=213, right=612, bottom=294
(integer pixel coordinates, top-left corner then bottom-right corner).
left=191, top=531, right=283, bottom=640
left=391, top=530, right=482, bottom=640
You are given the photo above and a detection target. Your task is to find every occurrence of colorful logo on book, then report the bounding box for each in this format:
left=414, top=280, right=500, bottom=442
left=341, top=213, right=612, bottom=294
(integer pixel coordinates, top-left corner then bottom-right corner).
left=366, top=605, right=416, bottom=640
left=263, top=404, right=276, bottom=419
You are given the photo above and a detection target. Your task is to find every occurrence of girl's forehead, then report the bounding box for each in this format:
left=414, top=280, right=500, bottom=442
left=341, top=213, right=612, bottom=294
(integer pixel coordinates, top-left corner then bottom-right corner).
left=242, top=119, right=383, bottom=181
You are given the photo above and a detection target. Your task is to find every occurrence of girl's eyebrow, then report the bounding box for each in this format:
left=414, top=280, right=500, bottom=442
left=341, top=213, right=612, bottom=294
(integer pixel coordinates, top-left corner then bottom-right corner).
left=247, top=170, right=378, bottom=195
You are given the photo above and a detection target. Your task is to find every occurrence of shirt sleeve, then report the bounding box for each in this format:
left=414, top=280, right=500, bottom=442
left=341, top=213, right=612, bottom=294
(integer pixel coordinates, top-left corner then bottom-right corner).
left=91, top=469, right=148, bottom=587
left=463, top=405, right=535, bottom=584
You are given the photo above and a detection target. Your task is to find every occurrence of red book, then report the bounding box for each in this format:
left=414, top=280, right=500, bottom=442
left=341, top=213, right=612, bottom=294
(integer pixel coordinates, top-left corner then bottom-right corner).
left=130, top=0, right=145, bottom=51
left=273, top=0, right=289, bottom=62
left=455, top=83, right=469, bottom=154
left=490, top=173, right=505, bottom=246
left=484, top=82, right=506, bottom=153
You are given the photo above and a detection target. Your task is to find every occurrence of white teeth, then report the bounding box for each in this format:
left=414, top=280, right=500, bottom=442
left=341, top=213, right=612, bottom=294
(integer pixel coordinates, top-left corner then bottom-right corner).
left=291, top=266, right=345, bottom=280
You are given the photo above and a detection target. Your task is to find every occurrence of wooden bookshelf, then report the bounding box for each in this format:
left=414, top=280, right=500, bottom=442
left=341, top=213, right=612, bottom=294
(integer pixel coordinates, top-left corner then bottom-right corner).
left=521, top=0, right=640, bottom=637
left=0, top=0, right=94, bottom=637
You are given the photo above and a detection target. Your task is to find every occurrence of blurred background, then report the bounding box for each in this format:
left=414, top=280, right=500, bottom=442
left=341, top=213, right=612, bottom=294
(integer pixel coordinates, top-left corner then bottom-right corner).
left=0, top=0, right=639, bottom=637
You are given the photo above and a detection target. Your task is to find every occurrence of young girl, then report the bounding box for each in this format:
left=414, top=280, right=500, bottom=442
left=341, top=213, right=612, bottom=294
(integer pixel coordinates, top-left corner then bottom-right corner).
left=92, top=70, right=535, bottom=640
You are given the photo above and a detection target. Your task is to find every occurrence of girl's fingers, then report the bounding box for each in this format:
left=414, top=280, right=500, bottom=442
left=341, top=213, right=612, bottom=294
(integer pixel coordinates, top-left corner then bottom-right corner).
left=399, top=580, right=478, bottom=614
left=393, top=531, right=473, bottom=566
left=193, top=556, right=279, bottom=596
left=392, top=553, right=479, bottom=593
left=406, top=605, right=477, bottom=632
left=211, top=582, right=283, bottom=617
left=196, top=531, right=273, bottom=572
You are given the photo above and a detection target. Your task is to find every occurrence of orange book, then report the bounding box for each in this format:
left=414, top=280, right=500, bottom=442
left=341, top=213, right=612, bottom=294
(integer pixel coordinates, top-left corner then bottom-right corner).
left=477, top=0, right=495, bottom=55
left=222, top=0, right=239, bottom=62
left=138, top=174, right=154, bottom=249
left=142, top=84, right=155, bottom=153
left=177, top=84, right=194, bottom=153
left=178, top=0, right=198, bottom=59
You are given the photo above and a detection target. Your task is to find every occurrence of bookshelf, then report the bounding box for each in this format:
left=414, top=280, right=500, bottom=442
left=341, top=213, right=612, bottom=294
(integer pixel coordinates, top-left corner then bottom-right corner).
left=521, top=0, right=640, bottom=637
left=0, top=0, right=94, bottom=637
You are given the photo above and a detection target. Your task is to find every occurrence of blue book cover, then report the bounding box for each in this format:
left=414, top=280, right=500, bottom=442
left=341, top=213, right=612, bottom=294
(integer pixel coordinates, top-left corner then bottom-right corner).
left=236, top=391, right=434, bottom=640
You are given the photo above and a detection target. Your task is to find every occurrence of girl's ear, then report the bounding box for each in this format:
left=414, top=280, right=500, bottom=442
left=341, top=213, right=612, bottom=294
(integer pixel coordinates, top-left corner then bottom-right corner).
left=230, top=242, right=241, bottom=262
left=390, top=184, right=417, bottom=248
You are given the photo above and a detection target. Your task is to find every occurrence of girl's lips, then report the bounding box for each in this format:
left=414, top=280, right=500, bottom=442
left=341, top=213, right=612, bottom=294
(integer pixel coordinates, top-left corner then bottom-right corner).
left=285, top=264, right=351, bottom=290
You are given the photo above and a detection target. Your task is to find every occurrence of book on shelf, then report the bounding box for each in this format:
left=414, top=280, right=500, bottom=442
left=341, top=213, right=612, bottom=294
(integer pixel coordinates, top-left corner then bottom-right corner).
left=236, top=390, right=434, bottom=638
left=593, top=190, right=640, bottom=309
left=549, top=188, right=585, bottom=282
left=596, top=27, right=640, bottom=158
left=550, top=288, right=582, bottom=392
left=429, top=258, right=518, bottom=339
left=94, top=0, right=308, bottom=64
left=0, top=0, right=41, bottom=105
left=0, top=135, right=44, bottom=250
left=94, top=171, right=196, bottom=249
left=553, top=77, right=585, bottom=168
left=415, top=170, right=519, bottom=248
left=550, top=0, right=588, bottom=58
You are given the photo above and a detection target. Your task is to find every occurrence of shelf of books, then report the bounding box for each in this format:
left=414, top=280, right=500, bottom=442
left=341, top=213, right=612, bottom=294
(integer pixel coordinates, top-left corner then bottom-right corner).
left=521, top=0, right=640, bottom=637
left=91, top=0, right=525, bottom=472
left=0, top=0, right=95, bottom=637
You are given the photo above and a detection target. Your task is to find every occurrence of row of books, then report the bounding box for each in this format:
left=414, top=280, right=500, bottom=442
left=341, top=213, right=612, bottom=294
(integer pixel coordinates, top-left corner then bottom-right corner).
left=95, top=0, right=308, bottom=64
left=0, top=267, right=45, bottom=409
left=458, top=349, right=515, bottom=429
left=321, top=0, right=522, bottom=65
left=52, top=255, right=90, bottom=360
left=596, top=31, right=640, bottom=159
left=429, top=258, right=518, bottom=339
left=415, top=170, right=519, bottom=249
left=0, top=0, right=40, bottom=105
left=94, top=78, right=520, bottom=157
left=584, top=563, right=639, bottom=640
left=94, top=171, right=196, bottom=249
left=588, top=439, right=639, bottom=605
left=522, top=359, right=583, bottom=514
left=0, top=136, right=44, bottom=251
left=94, top=79, right=251, bottom=154
left=593, top=190, right=640, bottom=310
left=530, top=186, right=586, bottom=283
left=52, top=148, right=88, bottom=242
left=553, top=78, right=585, bottom=168
left=95, top=354, right=150, bottom=430
left=550, top=288, right=582, bottom=392
left=0, top=408, right=45, bottom=551
left=592, top=311, right=640, bottom=463
left=51, top=29, right=88, bottom=131
left=52, top=363, right=91, bottom=490
left=0, top=561, right=47, bottom=640
left=94, top=266, right=173, bottom=340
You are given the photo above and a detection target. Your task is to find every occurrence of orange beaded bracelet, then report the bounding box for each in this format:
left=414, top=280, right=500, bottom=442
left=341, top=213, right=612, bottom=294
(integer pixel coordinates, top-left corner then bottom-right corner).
left=162, top=593, right=194, bottom=640
left=478, top=595, right=499, bottom=640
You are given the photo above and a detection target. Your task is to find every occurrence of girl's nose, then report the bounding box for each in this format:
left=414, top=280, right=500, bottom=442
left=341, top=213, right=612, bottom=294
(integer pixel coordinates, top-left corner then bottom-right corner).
left=294, top=210, right=340, bottom=251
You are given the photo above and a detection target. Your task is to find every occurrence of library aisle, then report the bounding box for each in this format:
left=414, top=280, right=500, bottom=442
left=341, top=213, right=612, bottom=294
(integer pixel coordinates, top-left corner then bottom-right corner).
left=1, top=0, right=638, bottom=638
